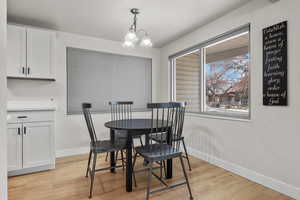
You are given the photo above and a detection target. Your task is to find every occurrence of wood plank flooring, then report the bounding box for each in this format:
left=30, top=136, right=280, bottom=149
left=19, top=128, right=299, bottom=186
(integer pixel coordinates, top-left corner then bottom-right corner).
left=8, top=154, right=294, bottom=200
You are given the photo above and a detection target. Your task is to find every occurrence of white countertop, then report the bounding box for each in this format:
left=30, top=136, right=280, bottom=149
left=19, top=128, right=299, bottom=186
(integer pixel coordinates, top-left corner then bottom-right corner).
left=7, top=100, right=57, bottom=112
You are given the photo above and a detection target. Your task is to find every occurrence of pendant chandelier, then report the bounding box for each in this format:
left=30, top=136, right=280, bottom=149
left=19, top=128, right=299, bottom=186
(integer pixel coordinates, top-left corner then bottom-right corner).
left=122, top=8, right=153, bottom=48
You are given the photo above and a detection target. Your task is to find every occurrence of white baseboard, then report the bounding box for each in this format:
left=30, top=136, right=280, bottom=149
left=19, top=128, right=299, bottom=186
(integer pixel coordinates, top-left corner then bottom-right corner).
left=8, top=164, right=55, bottom=177
left=187, top=147, right=300, bottom=200
left=56, top=146, right=90, bottom=158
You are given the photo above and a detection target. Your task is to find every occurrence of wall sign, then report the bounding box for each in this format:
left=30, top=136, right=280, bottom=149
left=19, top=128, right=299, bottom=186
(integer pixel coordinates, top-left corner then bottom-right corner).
left=263, top=21, right=288, bottom=106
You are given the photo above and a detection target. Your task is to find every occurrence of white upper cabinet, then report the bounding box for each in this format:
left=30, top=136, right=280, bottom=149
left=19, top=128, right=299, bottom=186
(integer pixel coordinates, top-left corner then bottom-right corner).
left=26, top=28, right=55, bottom=79
left=7, top=24, right=55, bottom=80
left=7, top=25, right=26, bottom=77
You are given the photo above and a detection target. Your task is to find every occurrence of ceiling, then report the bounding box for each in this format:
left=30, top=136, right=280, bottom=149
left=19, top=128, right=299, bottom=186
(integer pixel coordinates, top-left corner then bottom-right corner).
left=7, top=0, right=252, bottom=47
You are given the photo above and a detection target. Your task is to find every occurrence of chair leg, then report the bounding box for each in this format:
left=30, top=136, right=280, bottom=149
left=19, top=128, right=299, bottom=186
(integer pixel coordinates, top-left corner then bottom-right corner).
left=146, top=162, right=153, bottom=200
left=139, top=136, right=144, bottom=146
left=89, top=153, right=97, bottom=199
left=120, top=150, right=125, bottom=171
left=86, top=150, right=92, bottom=177
left=159, top=161, right=163, bottom=178
left=179, top=155, right=193, bottom=200
left=132, top=152, right=138, bottom=187
left=116, top=150, right=119, bottom=160
left=162, top=160, right=167, bottom=177
left=132, top=140, right=137, bottom=155
left=105, top=152, right=109, bottom=162
left=182, top=138, right=192, bottom=171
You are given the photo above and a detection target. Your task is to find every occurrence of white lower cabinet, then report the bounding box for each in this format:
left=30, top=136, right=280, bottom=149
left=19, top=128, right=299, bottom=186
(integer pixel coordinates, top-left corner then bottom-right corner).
left=7, top=111, right=55, bottom=176
left=7, top=124, right=22, bottom=172
left=23, top=122, right=53, bottom=169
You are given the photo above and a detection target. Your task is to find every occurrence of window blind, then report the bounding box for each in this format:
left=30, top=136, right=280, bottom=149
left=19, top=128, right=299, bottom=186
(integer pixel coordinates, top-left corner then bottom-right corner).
left=67, top=47, right=152, bottom=114
left=175, top=51, right=201, bottom=112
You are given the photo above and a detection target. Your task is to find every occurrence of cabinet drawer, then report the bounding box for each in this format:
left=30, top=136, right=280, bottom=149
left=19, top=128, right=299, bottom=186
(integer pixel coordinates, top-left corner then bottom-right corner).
left=7, top=111, right=54, bottom=124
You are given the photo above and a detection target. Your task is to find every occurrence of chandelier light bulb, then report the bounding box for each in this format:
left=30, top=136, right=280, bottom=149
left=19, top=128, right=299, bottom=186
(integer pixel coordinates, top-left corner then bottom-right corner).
left=122, top=40, right=135, bottom=48
left=140, top=36, right=153, bottom=47
left=125, top=29, right=138, bottom=43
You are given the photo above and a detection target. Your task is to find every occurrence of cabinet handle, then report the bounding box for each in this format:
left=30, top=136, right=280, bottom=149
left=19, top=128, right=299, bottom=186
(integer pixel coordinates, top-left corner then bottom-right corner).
left=23, top=126, right=27, bottom=135
left=27, top=67, right=30, bottom=75
left=17, top=128, right=21, bottom=135
left=22, top=67, right=25, bottom=74
left=17, top=116, right=28, bottom=119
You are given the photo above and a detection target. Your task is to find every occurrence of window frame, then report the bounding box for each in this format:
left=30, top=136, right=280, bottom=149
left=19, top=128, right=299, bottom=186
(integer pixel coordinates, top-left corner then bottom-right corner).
left=169, top=24, right=251, bottom=120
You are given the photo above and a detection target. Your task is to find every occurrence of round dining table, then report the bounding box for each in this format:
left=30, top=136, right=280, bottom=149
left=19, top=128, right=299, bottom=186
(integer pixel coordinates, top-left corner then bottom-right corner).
left=104, top=119, right=173, bottom=192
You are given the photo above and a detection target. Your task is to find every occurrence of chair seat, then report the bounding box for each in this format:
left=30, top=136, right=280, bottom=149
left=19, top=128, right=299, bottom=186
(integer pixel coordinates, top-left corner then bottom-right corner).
left=135, top=144, right=181, bottom=162
left=150, top=133, right=183, bottom=143
left=91, top=140, right=126, bottom=153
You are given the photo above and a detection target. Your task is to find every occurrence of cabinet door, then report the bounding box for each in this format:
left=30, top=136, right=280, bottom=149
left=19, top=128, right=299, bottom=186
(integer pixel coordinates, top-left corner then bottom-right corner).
left=7, top=123, right=23, bottom=171
left=7, top=25, right=26, bottom=77
left=23, top=122, right=54, bottom=168
left=26, top=28, right=55, bottom=78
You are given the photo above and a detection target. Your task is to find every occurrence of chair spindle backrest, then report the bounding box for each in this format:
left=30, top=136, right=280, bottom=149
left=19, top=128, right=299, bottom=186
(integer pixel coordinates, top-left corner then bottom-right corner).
left=147, top=102, right=186, bottom=152
left=109, top=101, right=133, bottom=121
left=82, top=103, right=98, bottom=145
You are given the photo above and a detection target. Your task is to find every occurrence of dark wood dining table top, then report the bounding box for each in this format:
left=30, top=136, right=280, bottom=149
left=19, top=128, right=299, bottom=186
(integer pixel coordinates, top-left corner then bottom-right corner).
left=104, top=118, right=170, bottom=132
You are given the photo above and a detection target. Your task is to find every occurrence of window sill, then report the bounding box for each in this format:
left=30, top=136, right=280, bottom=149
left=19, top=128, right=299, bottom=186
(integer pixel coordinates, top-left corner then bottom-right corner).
left=185, top=112, right=251, bottom=122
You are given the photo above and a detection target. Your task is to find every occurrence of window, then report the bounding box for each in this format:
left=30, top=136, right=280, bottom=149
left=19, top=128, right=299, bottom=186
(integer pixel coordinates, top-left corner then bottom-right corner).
left=170, top=26, right=250, bottom=119
left=67, top=47, right=152, bottom=114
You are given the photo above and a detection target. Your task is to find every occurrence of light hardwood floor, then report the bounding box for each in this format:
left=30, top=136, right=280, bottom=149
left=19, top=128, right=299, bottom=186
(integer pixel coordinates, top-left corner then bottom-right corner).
left=8, top=154, right=294, bottom=200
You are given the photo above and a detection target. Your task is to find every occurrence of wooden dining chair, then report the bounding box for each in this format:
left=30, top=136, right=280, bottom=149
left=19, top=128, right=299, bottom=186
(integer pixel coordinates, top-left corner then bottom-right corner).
left=149, top=127, right=192, bottom=170
left=105, top=101, right=144, bottom=166
left=132, top=102, right=193, bottom=200
left=82, top=103, right=126, bottom=198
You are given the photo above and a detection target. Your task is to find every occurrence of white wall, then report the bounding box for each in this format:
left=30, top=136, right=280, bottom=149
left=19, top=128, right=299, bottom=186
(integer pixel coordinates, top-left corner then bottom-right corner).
left=160, top=0, right=300, bottom=198
left=0, top=0, right=7, bottom=199
left=7, top=31, right=161, bottom=156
